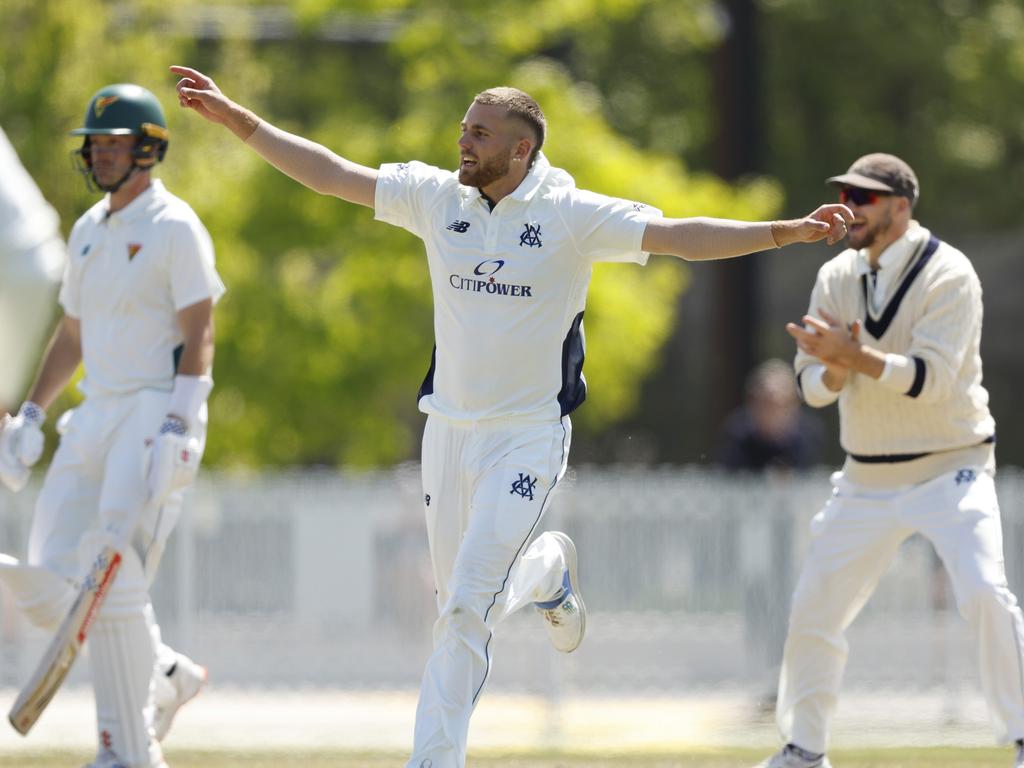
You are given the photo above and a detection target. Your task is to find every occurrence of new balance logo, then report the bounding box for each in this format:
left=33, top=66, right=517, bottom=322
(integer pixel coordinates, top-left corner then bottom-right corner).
left=955, top=468, right=977, bottom=485
left=446, top=220, right=471, bottom=233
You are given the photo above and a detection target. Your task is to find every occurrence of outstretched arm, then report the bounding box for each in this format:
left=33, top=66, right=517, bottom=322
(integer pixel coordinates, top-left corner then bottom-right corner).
left=170, top=66, right=378, bottom=209
left=641, top=204, right=853, bottom=261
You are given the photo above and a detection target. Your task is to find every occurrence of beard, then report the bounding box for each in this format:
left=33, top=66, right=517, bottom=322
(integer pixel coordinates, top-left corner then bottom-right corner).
left=458, top=151, right=511, bottom=188
left=847, top=207, right=894, bottom=250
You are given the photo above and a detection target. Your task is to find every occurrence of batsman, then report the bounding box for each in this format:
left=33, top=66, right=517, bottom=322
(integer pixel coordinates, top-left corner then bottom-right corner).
left=0, top=84, right=223, bottom=768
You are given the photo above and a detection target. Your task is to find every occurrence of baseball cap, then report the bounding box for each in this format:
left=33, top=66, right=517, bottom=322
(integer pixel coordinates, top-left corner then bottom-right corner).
left=826, top=153, right=919, bottom=206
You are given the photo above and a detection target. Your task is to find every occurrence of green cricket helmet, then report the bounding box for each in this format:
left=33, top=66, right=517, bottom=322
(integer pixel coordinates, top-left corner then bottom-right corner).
left=71, top=84, right=169, bottom=184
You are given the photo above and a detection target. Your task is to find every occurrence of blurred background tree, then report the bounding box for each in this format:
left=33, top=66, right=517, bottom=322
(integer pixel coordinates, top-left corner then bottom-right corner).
left=3, top=0, right=1023, bottom=468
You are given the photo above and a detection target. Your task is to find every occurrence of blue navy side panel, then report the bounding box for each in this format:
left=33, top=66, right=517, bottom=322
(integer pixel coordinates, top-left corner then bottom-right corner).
left=907, top=356, right=926, bottom=398
left=557, top=311, right=587, bottom=417
left=861, top=235, right=940, bottom=339
left=417, top=345, right=437, bottom=403
left=172, top=344, right=184, bottom=374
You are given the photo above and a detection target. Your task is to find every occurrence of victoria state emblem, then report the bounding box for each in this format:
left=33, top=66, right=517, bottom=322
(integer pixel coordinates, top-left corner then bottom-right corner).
left=127, top=243, right=142, bottom=261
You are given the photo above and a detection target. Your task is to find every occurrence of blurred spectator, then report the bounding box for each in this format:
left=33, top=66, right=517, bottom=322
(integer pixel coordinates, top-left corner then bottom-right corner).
left=714, top=359, right=825, bottom=714
left=715, top=358, right=824, bottom=472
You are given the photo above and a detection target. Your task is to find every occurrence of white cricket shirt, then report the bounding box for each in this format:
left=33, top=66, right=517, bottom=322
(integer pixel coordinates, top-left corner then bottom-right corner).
left=61, top=179, right=225, bottom=397
left=375, top=152, right=661, bottom=423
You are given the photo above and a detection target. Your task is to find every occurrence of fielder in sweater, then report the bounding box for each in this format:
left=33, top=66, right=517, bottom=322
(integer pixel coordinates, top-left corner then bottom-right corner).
left=755, top=153, right=1024, bottom=768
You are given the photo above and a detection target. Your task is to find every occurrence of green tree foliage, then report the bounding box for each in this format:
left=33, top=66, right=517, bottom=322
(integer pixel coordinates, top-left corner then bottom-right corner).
left=758, top=0, right=1024, bottom=230
left=2, top=0, right=776, bottom=467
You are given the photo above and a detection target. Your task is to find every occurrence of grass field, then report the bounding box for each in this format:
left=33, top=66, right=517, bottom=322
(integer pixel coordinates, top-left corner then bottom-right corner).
left=0, top=748, right=1013, bottom=767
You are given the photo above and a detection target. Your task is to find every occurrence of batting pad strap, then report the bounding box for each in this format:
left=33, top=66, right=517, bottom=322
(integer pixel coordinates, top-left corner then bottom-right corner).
left=166, top=374, right=213, bottom=431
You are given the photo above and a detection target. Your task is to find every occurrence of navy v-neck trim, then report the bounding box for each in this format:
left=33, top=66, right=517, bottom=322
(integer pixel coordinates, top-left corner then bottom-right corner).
left=860, top=235, right=940, bottom=339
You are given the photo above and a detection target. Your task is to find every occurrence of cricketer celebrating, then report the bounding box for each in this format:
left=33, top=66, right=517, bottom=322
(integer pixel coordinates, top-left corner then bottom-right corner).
left=0, top=84, right=223, bottom=768
left=0, top=125, right=66, bottom=415
left=757, top=154, right=1024, bottom=768
left=171, top=64, right=851, bottom=768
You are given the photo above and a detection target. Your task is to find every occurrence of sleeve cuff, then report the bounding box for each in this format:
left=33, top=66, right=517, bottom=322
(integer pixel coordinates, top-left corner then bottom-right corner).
left=877, top=353, right=923, bottom=396
left=797, top=364, right=840, bottom=407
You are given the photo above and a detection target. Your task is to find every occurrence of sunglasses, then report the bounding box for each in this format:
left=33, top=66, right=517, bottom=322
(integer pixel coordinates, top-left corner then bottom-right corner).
left=839, top=187, right=890, bottom=206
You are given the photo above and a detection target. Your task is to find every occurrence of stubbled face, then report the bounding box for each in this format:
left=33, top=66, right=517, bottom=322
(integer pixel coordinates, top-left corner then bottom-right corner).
left=842, top=189, right=898, bottom=250
left=457, top=101, right=518, bottom=189
left=87, top=134, right=136, bottom=189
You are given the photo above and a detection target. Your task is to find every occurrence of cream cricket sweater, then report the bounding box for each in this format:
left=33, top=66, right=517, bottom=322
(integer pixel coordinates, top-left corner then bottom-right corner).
left=795, top=223, right=995, bottom=486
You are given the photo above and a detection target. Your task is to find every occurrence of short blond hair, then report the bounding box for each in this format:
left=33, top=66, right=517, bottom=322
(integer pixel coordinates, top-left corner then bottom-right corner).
left=473, top=87, right=546, bottom=165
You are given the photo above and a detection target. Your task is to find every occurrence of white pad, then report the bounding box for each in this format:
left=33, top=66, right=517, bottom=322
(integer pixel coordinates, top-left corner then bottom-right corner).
left=0, top=553, right=75, bottom=629
left=77, top=533, right=150, bottom=621
left=89, top=612, right=164, bottom=768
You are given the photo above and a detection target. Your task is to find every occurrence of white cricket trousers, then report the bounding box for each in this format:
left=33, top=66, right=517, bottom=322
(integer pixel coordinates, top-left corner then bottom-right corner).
left=30, top=389, right=194, bottom=768
left=777, top=466, right=1024, bottom=753
left=407, top=414, right=572, bottom=768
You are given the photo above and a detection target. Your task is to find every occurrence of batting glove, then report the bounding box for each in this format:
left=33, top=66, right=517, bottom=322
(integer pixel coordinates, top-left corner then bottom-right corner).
left=0, top=402, right=46, bottom=492
left=145, top=416, right=204, bottom=507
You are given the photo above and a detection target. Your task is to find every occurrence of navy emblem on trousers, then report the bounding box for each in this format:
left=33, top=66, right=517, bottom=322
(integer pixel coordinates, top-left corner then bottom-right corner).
left=510, top=473, right=538, bottom=500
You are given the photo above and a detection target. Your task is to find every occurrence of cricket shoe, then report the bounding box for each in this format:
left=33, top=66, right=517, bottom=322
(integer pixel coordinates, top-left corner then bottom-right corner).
left=754, top=744, right=832, bottom=768
left=152, top=653, right=208, bottom=741
left=1014, top=738, right=1024, bottom=768
left=534, top=531, right=586, bottom=653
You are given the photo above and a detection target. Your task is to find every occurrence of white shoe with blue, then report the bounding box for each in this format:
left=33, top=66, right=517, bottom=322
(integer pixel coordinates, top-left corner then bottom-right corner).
left=755, top=744, right=832, bottom=768
left=152, top=652, right=208, bottom=741
left=534, top=531, right=586, bottom=653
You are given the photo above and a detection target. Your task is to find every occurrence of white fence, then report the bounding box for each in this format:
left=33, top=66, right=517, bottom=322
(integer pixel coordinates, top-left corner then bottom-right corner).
left=4, top=465, right=1024, bottom=698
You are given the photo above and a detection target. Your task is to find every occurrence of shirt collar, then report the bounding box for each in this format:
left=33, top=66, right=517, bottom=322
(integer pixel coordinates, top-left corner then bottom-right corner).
left=105, top=178, right=162, bottom=223
left=458, top=152, right=574, bottom=206
left=855, top=221, right=927, bottom=277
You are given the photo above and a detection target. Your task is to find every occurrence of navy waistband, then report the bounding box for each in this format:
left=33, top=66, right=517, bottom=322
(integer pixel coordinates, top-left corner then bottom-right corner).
left=849, top=435, right=995, bottom=464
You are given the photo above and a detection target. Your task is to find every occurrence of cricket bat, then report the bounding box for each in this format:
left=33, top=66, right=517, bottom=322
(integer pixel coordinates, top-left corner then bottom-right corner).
left=8, top=545, right=123, bottom=734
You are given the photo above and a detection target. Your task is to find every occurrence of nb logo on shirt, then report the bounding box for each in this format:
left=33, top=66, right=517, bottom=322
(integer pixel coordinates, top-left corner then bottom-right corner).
left=520, top=223, right=542, bottom=248
left=446, top=220, right=471, bottom=233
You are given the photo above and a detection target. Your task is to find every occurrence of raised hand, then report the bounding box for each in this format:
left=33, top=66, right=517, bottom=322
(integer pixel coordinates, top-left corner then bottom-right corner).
left=169, top=66, right=232, bottom=125
left=773, top=204, right=854, bottom=247
left=785, top=308, right=862, bottom=367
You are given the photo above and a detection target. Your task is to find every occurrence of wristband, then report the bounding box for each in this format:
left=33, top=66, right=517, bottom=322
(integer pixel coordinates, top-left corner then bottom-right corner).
left=18, top=401, right=46, bottom=425
left=166, top=374, right=213, bottom=430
